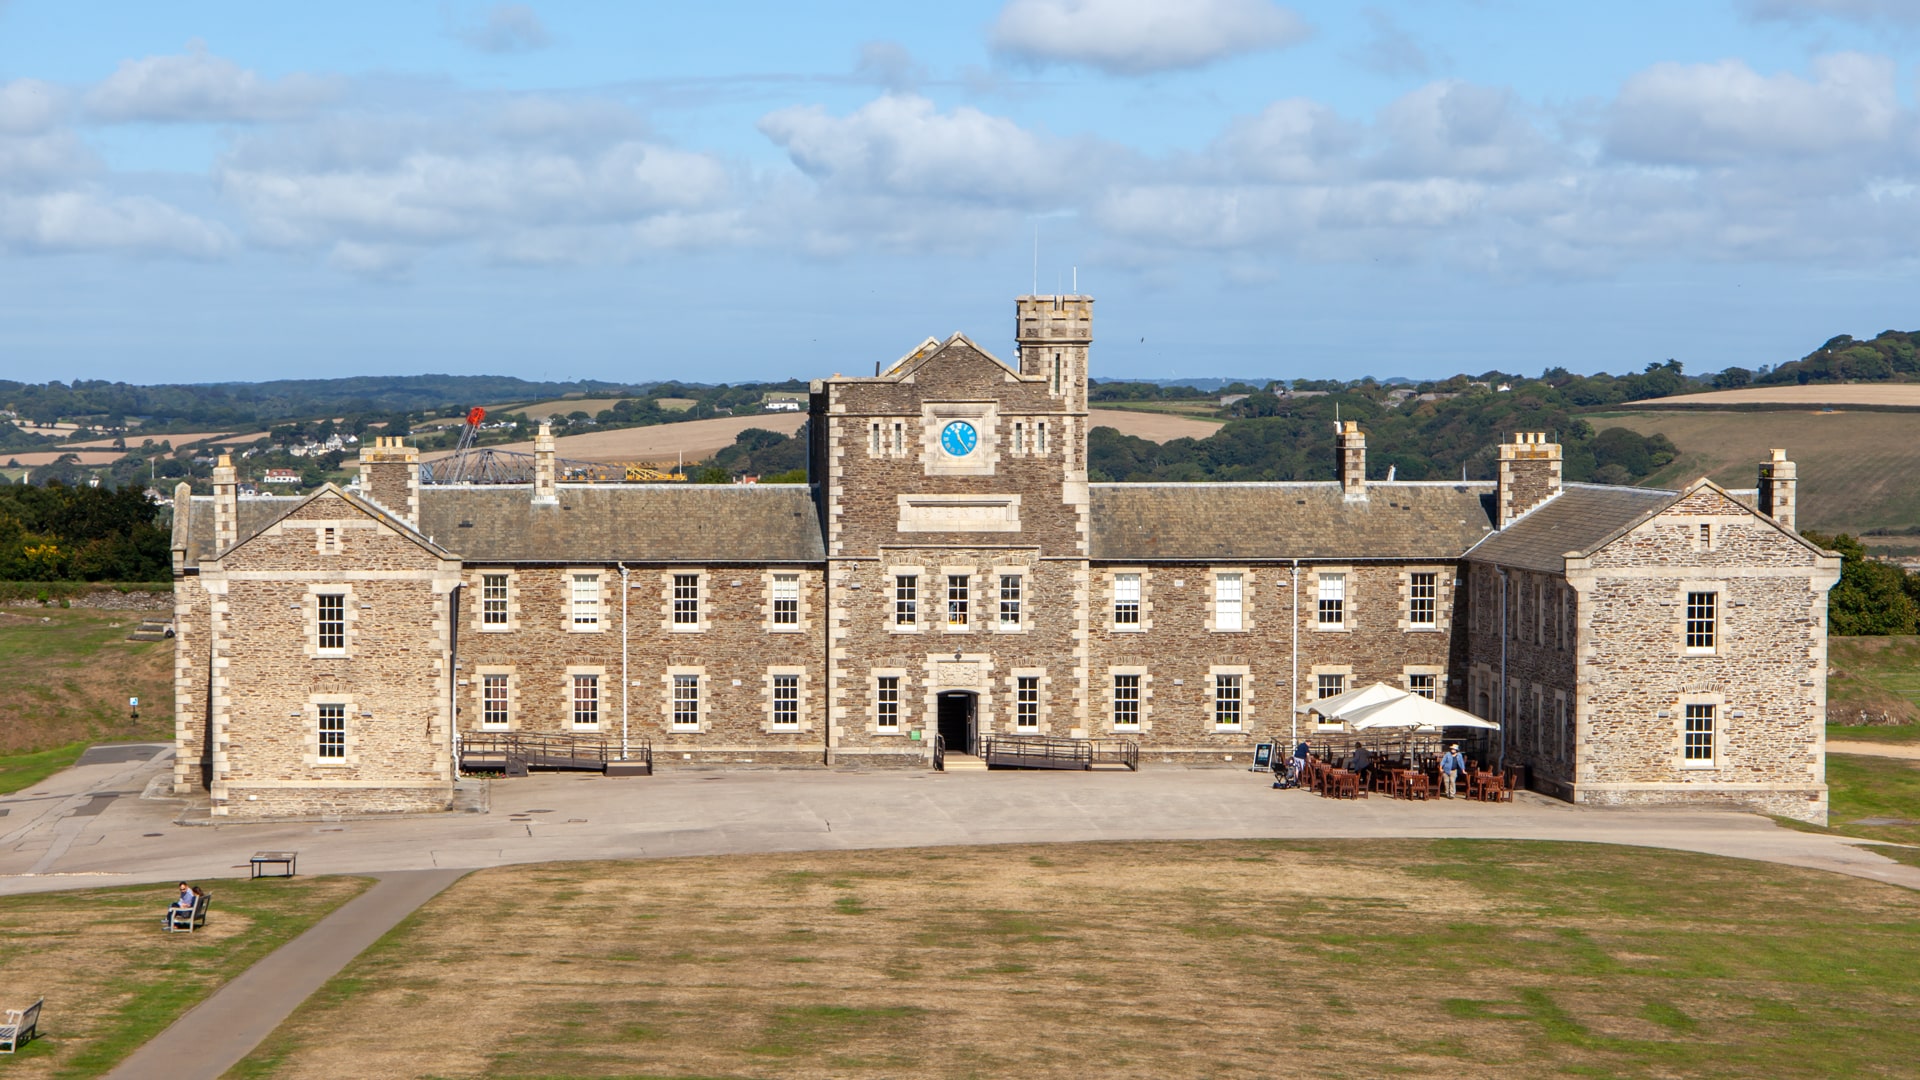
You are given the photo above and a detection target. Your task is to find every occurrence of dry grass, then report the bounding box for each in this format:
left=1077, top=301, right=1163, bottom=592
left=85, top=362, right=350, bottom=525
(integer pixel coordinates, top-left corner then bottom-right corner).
left=0, top=607, right=174, bottom=756
left=57, top=431, right=245, bottom=450
left=426, top=413, right=808, bottom=465
left=1640, top=384, right=1920, bottom=408
left=1088, top=408, right=1225, bottom=443
left=1593, top=409, right=1920, bottom=532
left=2, top=451, right=132, bottom=467
left=234, top=840, right=1920, bottom=1080
left=0, top=877, right=370, bottom=1078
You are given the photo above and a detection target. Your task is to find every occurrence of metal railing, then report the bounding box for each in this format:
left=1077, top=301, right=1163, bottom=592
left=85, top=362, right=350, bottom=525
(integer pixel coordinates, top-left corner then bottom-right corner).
left=459, top=731, right=651, bottom=774
left=978, top=734, right=1139, bottom=771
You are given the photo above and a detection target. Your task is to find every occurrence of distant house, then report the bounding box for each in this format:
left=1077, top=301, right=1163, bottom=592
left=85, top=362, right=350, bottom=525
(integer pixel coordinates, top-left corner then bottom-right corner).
left=762, top=392, right=806, bottom=412
left=263, top=469, right=301, bottom=485
left=763, top=400, right=803, bottom=412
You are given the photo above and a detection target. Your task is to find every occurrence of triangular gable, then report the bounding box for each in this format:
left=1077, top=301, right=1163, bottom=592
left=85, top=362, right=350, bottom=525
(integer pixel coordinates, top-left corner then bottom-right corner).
left=1584, top=476, right=1831, bottom=560
left=217, top=483, right=454, bottom=563
left=882, top=332, right=1022, bottom=382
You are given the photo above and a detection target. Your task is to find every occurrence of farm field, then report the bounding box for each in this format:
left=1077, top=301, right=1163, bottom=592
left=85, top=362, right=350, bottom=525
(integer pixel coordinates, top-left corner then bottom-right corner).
left=1087, top=407, right=1223, bottom=442
left=232, top=840, right=1920, bottom=1080
left=1640, top=384, right=1920, bottom=409
left=503, top=397, right=628, bottom=420
left=1827, top=635, right=1920, bottom=735
left=58, top=431, right=244, bottom=450
left=1594, top=409, right=1920, bottom=533
left=433, top=411, right=809, bottom=464
left=3, top=450, right=132, bottom=467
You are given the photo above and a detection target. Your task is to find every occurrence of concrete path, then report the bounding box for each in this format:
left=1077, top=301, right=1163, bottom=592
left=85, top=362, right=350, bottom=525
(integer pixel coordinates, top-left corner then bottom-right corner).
left=4, top=751, right=1917, bottom=896
left=1831, top=740, right=1920, bottom=759
left=102, top=869, right=465, bottom=1080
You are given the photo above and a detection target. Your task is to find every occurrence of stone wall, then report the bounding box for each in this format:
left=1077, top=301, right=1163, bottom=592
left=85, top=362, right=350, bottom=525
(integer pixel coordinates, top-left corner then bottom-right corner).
left=457, top=562, right=828, bottom=766
left=206, top=492, right=455, bottom=817
left=171, top=576, right=213, bottom=793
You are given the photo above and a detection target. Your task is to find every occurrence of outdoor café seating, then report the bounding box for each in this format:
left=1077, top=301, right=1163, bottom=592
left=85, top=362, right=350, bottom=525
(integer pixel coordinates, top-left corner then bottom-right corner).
left=1287, top=680, right=1516, bottom=807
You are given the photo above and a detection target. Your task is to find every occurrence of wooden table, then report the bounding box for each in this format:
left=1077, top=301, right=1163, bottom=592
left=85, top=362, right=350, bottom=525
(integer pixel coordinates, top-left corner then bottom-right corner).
left=249, top=851, right=298, bottom=879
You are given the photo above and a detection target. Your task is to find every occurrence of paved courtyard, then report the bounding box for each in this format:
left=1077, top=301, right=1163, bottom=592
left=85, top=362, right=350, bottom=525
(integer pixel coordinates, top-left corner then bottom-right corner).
left=4, top=744, right=1917, bottom=895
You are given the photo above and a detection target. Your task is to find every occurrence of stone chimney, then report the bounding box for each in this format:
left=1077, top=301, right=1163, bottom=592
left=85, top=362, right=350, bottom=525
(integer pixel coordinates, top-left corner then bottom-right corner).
left=1497, top=432, right=1562, bottom=527
left=211, top=454, right=238, bottom=554
left=172, top=480, right=193, bottom=573
left=533, top=421, right=557, bottom=505
left=1336, top=421, right=1367, bottom=499
left=357, top=436, right=420, bottom=528
left=1759, top=448, right=1797, bottom=532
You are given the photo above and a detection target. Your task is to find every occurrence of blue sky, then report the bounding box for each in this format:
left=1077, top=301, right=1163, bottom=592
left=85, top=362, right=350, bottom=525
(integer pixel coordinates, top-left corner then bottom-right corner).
left=2, top=0, right=1918, bottom=386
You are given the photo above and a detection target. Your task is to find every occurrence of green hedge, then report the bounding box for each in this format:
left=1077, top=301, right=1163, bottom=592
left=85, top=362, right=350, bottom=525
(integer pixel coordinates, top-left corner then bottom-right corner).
left=0, top=581, right=172, bottom=603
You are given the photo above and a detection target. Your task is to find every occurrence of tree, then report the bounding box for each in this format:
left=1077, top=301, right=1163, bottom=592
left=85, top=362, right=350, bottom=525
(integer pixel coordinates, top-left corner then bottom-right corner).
left=1802, top=532, right=1919, bottom=635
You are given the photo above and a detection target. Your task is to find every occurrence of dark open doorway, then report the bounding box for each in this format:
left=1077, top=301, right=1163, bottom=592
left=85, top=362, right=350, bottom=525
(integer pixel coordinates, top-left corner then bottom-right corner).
left=937, top=692, right=977, bottom=755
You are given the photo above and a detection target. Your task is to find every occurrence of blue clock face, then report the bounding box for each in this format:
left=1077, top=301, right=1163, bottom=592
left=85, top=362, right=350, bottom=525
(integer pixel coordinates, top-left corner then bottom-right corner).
left=940, top=421, right=978, bottom=457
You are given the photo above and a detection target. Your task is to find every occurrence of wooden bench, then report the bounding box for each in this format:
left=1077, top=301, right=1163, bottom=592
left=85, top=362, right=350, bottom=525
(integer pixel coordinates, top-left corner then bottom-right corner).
left=1, top=998, right=41, bottom=1053
left=250, top=851, right=298, bottom=878
left=167, top=891, right=210, bottom=933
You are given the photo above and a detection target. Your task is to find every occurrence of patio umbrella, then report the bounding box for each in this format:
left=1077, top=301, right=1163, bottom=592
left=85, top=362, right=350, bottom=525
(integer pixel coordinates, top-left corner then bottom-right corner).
left=1296, top=681, right=1409, bottom=721
left=1342, top=693, right=1500, bottom=731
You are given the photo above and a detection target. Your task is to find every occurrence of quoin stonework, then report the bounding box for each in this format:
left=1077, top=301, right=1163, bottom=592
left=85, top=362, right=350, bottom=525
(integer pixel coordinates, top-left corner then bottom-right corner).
left=171, top=296, right=1842, bottom=822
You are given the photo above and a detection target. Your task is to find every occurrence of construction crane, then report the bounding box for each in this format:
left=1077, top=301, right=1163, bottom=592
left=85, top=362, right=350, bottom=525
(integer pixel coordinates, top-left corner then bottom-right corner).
left=422, top=407, right=687, bottom=485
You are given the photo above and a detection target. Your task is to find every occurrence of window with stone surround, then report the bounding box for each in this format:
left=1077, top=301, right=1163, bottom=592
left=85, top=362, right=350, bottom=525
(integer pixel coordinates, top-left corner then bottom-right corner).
left=1686, top=592, right=1717, bottom=654
left=1036, top=421, right=1049, bottom=455
left=481, top=674, right=509, bottom=727
left=1016, top=676, right=1040, bottom=730
left=671, top=574, right=700, bottom=628
left=482, top=574, right=510, bottom=628
left=1214, top=573, right=1243, bottom=631
left=1113, top=573, right=1141, bottom=628
left=318, top=526, right=340, bottom=555
left=1683, top=704, right=1715, bottom=767
left=869, top=422, right=882, bottom=455
left=771, top=573, right=800, bottom=628
left=316, top=593, right=346, bottom=654
left=1408, top=673, right=1436, bottom=700
left=998, top=574, right=1022, bottom=630
left=1317, top=673, right=1345, bottom=699
left=876, top=676, right=901, bottom=731
left=895, top=574, right=918, bottom=627
left=1408, top=572, right=1437, bottom=628
left=772, top=674, right=800, bottom=728
left=1214, top=674, right=1243, bottom=729
left=572, top=674, right=599, bottom=728
left=946, top=574, right=971, bottom=629
left=317, top=703, right=346, bottom=759
left=672, top=675, right=700, bottom=730
left=1112, top=674, right=1141, bottom=730
left=570, top=573, right=601, bottom=630
left=1316, top=574, right=1346, bottom=628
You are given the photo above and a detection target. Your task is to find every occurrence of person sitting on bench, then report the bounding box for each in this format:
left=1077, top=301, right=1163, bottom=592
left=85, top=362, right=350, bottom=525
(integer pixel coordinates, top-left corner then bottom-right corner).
left=163, top=883, right=198, bottom=928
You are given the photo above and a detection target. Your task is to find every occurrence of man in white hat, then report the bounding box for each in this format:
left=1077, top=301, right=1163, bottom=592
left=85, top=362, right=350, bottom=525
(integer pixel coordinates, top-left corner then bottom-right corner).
left=1439, top=743, right=1467, bottom=799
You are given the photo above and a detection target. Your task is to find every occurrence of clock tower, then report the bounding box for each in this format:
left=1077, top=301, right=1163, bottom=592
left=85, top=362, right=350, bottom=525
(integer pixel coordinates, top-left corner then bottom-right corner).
left=809, top=296, right=1094, bottom=766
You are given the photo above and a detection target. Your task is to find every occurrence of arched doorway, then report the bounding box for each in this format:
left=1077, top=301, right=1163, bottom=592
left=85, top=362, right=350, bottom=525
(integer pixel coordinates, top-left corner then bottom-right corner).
left=937, top=691, right=977, bottom=755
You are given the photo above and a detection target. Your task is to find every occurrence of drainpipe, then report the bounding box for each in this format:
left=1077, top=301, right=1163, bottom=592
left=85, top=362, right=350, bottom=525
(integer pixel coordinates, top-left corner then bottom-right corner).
left=1497, top=568, right=1509, bottom=770
left=1289, top=558, right=1299, bottom=748
left=449, top=582, right=462, bottom=780
left=618, top=562, right=630, bottom=761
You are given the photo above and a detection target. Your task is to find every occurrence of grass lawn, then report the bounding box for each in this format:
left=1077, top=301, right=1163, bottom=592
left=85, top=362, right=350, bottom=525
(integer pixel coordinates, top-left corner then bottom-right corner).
left=0, top=605, right=175, bottom=757
left=0, top=876, right=370, bottom=1079
left=232, top=840, right=1920, bottom=1080
left=1827, top=635, right=1920, bottom=739
left=1810, top=754, right=1920, bottom=867
left=0, top=742, right=91, bottom=796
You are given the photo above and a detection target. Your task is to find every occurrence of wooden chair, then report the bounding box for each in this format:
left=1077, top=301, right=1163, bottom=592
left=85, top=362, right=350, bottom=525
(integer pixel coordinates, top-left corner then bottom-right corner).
left=1402, top=774, right=1430, bottom=801
left=1, top=998, right=41, bottom=1054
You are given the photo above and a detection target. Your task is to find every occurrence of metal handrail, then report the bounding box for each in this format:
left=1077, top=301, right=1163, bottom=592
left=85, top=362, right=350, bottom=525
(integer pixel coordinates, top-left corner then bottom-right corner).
left=979, top=734, right=1140, bottom=771
left=459, top=731, right=652, bottom=771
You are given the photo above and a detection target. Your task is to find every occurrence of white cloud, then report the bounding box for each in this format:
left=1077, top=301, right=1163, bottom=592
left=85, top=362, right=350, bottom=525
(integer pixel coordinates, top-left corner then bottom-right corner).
left=1350, top=8, right=1439, bottom=78
left=1607, top=52, right=1901, bottom=164
left=86, top=43, right=340, bottom=123
left=451, top=4, right=551, bottom=54
left=1376, top=82, right=1562, bottom=179
left=0, top=191, right=232, bottom=258
left=854, top=41, right=926, bottom=91
left=1739, top=0, right=1920, bottom=23
left=217, top=99, right=731, bottom=272
left=758, top=93, right=1093, bottom=206
left=990, top=0, right=1310, bottom=75
left=0, top=79, right=66, bottom=135
left=0, top=130, right=98, bottom=189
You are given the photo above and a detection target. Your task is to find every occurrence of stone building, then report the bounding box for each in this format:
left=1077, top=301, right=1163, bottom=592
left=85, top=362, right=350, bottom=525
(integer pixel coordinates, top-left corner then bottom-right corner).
left=170, top=296, right=1841, bottom=822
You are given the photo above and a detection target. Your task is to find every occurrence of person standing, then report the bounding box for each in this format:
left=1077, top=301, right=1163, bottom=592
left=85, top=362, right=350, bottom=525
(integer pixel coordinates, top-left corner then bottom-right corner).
left=1439, top=744, right=1467, bottom=798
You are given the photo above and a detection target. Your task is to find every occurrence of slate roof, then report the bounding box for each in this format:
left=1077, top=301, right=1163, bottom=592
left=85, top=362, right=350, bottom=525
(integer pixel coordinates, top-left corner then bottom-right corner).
left=1088, top=482, right=1497, bottom=561
left=176, top=495, right=304, bottom=566
left=1464, top=483, right=1678, bottom=573
left=415, top=484, right=825, bottom=563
